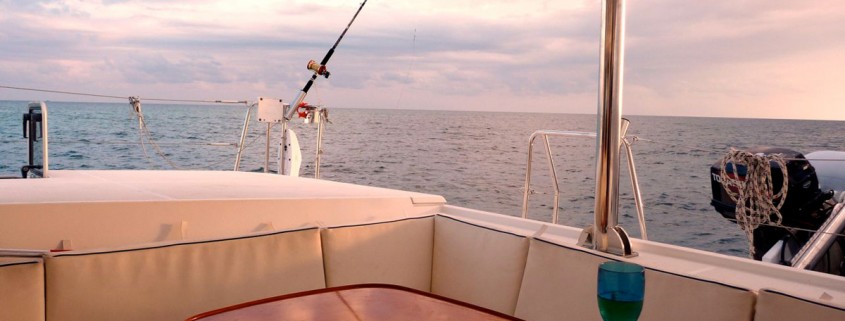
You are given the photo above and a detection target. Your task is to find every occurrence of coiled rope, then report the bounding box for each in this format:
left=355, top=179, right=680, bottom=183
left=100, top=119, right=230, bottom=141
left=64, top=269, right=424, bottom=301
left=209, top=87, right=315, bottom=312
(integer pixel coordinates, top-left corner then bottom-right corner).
left=719, top=148, right=789, bottom=257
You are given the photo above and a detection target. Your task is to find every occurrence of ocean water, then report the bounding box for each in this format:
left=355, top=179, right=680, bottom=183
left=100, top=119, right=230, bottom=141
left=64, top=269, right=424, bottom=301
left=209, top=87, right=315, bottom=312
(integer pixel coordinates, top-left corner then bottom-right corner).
left=2, top=100, right=844, bottom=257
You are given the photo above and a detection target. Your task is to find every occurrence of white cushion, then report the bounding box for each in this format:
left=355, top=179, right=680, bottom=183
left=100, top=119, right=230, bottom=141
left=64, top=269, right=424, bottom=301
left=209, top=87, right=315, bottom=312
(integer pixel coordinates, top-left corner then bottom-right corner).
left=432, top=215, right=529, bottom=315
left=754, top=289, right=845, bottom=321
left=640, top=268, right=754, bottom=321
left=515, top=238, right=607, bottom=321
left=322, top=216, right=434, bottom=291
left=45, top=228, right=325, bottom=321
left=515, top=238, right=755, bottom=321
left=0, top=258, right=44, bottom=321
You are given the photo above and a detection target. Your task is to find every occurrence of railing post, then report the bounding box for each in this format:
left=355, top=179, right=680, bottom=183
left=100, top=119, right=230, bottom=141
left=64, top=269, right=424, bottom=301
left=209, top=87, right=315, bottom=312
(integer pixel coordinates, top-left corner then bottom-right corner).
left=234, top=104, right=254, bottom=171
left=578, top=0, right=635, bottom=256
left=522, top=130, right=595, bottom=221
left=791, top=203, right=845, bottom=269
left=521, top=134, right=537, bottom=219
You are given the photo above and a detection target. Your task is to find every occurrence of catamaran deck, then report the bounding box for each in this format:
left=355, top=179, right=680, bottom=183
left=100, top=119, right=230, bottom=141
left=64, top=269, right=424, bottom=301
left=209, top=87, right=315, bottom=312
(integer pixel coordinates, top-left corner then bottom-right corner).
left=0, top=170, right=445, bottom=251
left=0, top=170, right=445, bottom=204
left=1, top=170, right=844, bottom=321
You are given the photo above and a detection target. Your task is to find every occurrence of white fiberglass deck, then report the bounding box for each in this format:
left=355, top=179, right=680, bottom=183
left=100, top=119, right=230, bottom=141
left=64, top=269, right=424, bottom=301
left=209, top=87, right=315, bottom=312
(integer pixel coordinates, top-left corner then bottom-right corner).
left=0, top=170, right=445, bottom=251
left=0, top=170, right=445, bottom=204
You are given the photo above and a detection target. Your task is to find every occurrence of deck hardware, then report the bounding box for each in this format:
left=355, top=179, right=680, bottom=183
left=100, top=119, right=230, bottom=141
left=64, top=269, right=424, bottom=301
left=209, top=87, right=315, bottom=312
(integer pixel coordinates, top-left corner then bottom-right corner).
left=234, top=103, right=256, bottom=171
left=522, top=123, right=647, bottom=241
left=577, top=0, right=635, bottom=257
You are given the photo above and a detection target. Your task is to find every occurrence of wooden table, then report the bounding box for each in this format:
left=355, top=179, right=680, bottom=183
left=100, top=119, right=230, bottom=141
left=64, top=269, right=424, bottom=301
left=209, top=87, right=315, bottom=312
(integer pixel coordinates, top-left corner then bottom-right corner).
left=186, top=284, right=524, bottom=321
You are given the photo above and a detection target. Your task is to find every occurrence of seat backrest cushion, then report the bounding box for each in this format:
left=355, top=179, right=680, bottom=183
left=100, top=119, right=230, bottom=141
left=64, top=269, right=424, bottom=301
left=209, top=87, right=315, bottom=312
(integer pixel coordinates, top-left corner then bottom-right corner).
left=514, top=238, right=607, bottom=321
left=515, top=238, right=756, bottom=321
left=45, top=228, right=325, bottom=321
left=640, top=268, right=755, bottom=321
left=432, top=215, right=529, bottom=315
left=322, top=216, right=434, bottom=291
left=754, top=289, right=845, bottom=321
left=0, top=258, right=44, bottom=321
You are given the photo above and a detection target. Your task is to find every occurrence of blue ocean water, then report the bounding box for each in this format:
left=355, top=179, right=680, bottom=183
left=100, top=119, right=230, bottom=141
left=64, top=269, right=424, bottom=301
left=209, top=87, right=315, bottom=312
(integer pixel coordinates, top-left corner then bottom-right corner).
left=2, top=100, right=843, bottom=257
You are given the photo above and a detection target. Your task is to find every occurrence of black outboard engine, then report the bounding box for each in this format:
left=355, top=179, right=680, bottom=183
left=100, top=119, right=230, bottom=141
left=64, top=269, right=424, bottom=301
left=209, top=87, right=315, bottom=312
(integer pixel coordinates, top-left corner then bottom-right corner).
left=710, top=147, right=833, bottom=260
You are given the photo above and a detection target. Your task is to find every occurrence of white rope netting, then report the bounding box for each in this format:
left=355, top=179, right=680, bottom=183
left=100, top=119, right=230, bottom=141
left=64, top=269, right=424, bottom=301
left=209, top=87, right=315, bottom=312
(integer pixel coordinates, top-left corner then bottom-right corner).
left=719, top=148, right=789, bottom=257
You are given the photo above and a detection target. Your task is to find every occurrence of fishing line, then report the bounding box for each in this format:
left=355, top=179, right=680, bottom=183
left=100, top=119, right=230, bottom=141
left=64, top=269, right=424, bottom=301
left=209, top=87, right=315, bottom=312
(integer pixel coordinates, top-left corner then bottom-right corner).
left=49, top=140, right=237, bottom=147
left=725, top=218, right=845, bottom=238
left=395, top=28, right=418, bottom=109
left=1, top=84, right=252, bottom=169
left=629, top=137, right=845, bottom=162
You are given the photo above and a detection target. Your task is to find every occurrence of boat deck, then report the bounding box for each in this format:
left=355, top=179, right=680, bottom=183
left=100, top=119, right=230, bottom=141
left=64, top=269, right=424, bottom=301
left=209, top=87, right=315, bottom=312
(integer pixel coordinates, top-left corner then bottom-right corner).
left=0, top=170, right=445, bottom=204
left=1, top=170, right=844, bottom=321
left=0, top=170, right=446, bottom=251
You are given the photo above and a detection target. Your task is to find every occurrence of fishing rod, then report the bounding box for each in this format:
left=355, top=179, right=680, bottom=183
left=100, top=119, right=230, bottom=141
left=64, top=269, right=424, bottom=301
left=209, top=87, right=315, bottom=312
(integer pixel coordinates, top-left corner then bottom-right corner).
left=278, top=0, right=368, bottom=176
left=285, top=0, right=368, bottom=120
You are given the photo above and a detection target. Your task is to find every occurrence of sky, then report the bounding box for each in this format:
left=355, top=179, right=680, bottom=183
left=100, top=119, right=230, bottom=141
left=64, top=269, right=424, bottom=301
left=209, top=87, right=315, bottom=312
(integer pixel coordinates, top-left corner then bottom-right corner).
left=1, top=0, right=844, bottom=120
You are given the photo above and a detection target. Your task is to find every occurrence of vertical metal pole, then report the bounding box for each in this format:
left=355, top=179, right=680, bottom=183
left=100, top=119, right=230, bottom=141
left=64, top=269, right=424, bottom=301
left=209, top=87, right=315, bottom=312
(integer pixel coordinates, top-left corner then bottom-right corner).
left=264, top=123, right=271, bottom=173
left=620, top=118, right=648, bottom=240
left=543, top=135, right=561, bottom=224
left=279, top=102, right=290, bottom=175
left=580, top=0, right=632, bottom=256
left=610, top=118, right=631, bottom=228
left=234, top=104, right=254, bottom=171
left=315, top=109, right=325, bottom=179
left=521, top=134, right=538, bottom=219
left=279, top=119, right=288, bottom=175
left=623, top=138, right=648, bottom=240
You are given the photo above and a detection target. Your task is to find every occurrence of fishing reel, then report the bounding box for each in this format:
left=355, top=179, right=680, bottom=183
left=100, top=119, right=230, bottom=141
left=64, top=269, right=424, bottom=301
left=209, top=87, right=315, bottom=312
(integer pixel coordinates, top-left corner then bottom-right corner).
left=307, top=60, right=330, bottom=79
left=294, top=102, right=329, bottom=125
left=295, top=102, right=316, bottom=119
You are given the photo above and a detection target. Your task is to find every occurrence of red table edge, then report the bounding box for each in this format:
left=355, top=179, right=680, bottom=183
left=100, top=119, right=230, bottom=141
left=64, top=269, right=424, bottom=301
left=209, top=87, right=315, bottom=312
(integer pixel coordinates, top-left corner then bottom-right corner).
left=184, top=283, right=524, bottom=321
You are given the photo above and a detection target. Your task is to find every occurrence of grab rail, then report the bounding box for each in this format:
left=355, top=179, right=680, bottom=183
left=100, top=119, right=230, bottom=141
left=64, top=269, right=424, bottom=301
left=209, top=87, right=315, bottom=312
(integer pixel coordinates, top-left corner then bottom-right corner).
left=233, top=103, right=255, bottom=171
left=521, top=130, right=595, bottom=224
left=791, top=202, right=845, bottom=270
left=521, top=127, right=648, bottom=239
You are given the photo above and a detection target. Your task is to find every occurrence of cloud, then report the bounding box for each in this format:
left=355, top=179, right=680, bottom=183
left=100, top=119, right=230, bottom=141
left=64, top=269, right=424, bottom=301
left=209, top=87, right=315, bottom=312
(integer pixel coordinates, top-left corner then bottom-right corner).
left=0, top=0, right=843, bottom=120
left=621, top=0, right=845, bottom=119
left=1, top=0, right=88, bottom=16
left=111, top=53, right=227, bottom=84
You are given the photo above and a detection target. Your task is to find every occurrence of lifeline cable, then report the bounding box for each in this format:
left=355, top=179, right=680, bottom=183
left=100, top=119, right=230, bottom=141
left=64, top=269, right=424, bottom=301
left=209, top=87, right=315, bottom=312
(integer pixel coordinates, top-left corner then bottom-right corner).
left=0, top=84, right=248, bottom=105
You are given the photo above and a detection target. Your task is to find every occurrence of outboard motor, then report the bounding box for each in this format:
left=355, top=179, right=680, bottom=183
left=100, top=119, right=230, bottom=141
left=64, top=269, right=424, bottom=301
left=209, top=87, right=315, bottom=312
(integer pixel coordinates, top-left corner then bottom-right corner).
left=710, top=147, right=833, bottom=260
left=806, top=151, right=845, bottom=193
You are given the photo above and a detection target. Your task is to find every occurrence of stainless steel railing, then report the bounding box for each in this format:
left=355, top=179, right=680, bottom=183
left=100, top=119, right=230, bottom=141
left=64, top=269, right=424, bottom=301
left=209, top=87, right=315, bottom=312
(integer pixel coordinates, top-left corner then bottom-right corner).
left=521, top=130, right=595, bottom=225
left=521, top=126, right=648, bottom=240
left=791, top=202, right=845, bottom=270
left=233, top=103, right=255, bottom=171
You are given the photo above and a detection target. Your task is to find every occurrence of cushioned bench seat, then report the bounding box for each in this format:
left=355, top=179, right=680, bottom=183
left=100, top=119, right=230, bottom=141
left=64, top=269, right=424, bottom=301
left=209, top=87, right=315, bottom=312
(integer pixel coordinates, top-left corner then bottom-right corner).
left=322, top=215, right=532, bottom=315
left=16, top=212, right=841, bottom=321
